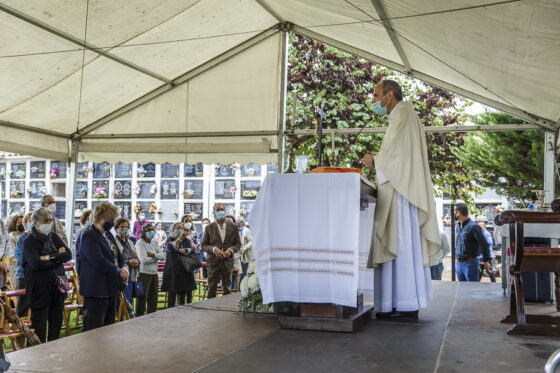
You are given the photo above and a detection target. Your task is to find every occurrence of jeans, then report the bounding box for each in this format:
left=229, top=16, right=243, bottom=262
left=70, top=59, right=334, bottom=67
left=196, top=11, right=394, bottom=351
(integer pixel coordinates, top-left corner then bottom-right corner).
left=430, top=262, right=444, bottom=280
left=457, top=258, right=479, bottom=281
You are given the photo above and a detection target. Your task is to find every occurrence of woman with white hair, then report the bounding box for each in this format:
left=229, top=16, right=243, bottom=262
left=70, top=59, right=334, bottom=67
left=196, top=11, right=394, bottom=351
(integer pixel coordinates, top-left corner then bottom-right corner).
left=22, top=207, right=72, bottom=343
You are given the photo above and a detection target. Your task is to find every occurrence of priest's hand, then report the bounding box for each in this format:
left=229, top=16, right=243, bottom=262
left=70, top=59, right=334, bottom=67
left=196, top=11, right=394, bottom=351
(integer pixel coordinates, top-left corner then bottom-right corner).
left=361, top=151, right=374, bottom=169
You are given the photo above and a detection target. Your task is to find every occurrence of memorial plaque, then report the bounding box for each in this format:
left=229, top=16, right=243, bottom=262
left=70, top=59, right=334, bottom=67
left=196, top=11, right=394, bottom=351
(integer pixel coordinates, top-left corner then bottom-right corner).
left=75, top=182, right=88, bottom=199
left=223, top=203, right=235, bottom=216
left=55, top=202, right=66, bottom=219
left=73, top=201, right=88, bottom=218
left=241, top=163, right=261, bottom=177
left=240, top=201, right=255, bottom=220
left=183, top=180, right=203, bottom=200
left=241, top=180, right=261, bottom=200
left=0, top=163, right=6, bottom=181
left=138, top=163, right=155, bottom=178
left=113, top=180, right=132, bottom=200
left=30, top=161, right=46, bottom=179
left=9, top=202, right=25, bottom=215
left=29, top=201, right=42, bottom=213
left=137, top=201, right=155, bottom=220
left=184, top=202, right=203, bottom=219
left=267, top=162, right=278, bottom=174
left=115, top=202, right=132, bottom=219
left=51, top=161, right=67, bottom=178
left=216, top=164, right=234, bottom=177
left=137, top=182, right=155, bottom=199
left=161, top=163, right=179, bottom=178
left=29, top=181, right=47, bottom=199
left=11, top=163, right=26, bottom=179
left=214, top=180, right=236, bottom=199
left=160, top=180, right=179, bottom=199
left=92, top=180, right=109, bottom=199
left=115, top=163, right=132, bottom=178
left=77, top=162, right=89, bottom=179
left=160, top=200, right=178, bottom=221
left=9, top=181, right=25, bottom=199
left=93, top=162, right=111, bottom=179
left=184, top=162, right=204, bottom=177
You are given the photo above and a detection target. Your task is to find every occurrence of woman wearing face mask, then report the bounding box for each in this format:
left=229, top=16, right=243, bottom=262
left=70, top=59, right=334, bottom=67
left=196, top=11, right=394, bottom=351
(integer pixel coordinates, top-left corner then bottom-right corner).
left=76, top=202, right=129, bottom=332
left=161, top=222, right=197, bottom=307
left=113, top=218, right=139, bottom=303
left=135, top=224, right=165, bottom=316
left=22, top=208, right=72, bottom=342
left=133, top=212, right=149, bottom=241
left=14, top=212, right=32, bottom=317
left=7, top=214, right=24, bottom=288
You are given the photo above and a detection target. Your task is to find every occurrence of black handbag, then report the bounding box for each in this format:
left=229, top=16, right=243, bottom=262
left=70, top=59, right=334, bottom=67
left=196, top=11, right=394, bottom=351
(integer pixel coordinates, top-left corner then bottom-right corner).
left=180, top=250, right=202, bottom=272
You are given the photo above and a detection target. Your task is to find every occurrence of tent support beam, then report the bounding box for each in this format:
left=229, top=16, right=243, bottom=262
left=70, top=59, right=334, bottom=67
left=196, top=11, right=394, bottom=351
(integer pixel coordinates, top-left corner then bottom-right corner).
left=370, top=0, right=412, bottom=73
left=65, top=140, right=78, bottom=247
left=72, top=26, right=280, bottom=141
left=292, top=123, right=544, bottom=136
left=293, top=25, right=556, bottom=132
left=0, top=120, right=69, bottom=139
left=0, top=4, right=172, bottom=85
left=278, top=29, right=289, bottom=172
left=82, top=130, right=279, bottom=139
left=544, top=131, right=556, bottom=203
left=255, top=0, right=285, bottom=23
left=78, top=142, right=274, bottom=154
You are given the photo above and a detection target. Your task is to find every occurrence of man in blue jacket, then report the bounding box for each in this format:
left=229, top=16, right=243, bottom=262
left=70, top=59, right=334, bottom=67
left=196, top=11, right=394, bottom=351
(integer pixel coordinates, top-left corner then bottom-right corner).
left=454, top=203, right=492, bottom=281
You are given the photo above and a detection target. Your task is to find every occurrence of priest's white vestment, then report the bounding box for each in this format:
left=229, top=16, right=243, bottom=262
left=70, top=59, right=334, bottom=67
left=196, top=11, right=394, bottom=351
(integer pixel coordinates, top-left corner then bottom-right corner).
left=368, top=101, right=441, bottom=312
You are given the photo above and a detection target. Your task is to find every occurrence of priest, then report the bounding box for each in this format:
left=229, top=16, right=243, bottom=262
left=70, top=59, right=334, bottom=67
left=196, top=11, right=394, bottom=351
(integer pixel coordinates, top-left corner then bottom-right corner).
left=362, top=80, right=440, bottom=321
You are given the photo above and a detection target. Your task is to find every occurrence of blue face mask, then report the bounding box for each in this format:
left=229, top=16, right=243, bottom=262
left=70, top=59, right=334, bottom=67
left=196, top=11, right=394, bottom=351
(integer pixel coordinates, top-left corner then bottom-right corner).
left=85, top=221, right=91, bottom=228
left=216, top=211, right=226, bottom=221
left=27, top=222, right=33, bottom=232
left=372, top=94, right=388, bottom=115
left=146, top=231, right=156, bottom=240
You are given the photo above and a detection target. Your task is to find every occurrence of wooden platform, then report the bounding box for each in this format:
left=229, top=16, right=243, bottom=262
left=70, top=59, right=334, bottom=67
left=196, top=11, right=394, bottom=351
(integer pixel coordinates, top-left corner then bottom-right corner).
left=6, top=282, right=560, bottom=372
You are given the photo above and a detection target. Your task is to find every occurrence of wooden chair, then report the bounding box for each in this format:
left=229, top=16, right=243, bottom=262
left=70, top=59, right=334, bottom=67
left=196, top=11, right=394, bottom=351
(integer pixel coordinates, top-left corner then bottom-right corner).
left=495, top=209, right=560, bottom=336
left=116, top=293, right=133, bottom=321
left=0, top=292, right=28, bottom=351
left=62, top=264, right=83, bottom=335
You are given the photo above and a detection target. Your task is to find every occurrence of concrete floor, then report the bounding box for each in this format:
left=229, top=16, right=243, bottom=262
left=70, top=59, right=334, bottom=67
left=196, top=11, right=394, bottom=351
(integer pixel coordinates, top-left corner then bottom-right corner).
left=6, top=282, right=560, bottom=373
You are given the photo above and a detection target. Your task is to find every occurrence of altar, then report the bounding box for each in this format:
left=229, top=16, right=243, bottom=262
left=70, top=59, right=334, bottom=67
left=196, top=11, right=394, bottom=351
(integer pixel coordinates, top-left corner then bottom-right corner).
left=248, top=173, right=376, bottom=331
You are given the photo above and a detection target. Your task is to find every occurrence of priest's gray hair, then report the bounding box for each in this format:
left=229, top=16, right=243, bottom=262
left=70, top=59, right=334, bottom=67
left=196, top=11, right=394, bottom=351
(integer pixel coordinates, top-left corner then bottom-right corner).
left=32, top=207, right=52, bottom=224
left=381, top=80, right=403, bottom=101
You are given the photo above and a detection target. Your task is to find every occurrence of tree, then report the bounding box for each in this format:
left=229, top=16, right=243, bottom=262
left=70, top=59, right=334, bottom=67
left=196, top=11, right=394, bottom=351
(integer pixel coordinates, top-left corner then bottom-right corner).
left=286, top=33, right=479, bottom=202
left=454, top=111, right=548, bottom=206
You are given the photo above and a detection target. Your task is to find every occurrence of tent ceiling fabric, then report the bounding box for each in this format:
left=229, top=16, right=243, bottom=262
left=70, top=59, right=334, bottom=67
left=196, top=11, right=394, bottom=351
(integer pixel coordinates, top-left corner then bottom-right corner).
left=0, top=0, right=559, bottom=163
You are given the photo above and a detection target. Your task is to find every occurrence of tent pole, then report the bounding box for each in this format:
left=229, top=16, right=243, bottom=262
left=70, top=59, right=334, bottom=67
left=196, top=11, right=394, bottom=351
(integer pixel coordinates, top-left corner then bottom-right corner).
left=278, top=28, right=289, bottom=172
left=544, top=131, right=557, bottom=203
left=65, top=141, right=79, bottom=254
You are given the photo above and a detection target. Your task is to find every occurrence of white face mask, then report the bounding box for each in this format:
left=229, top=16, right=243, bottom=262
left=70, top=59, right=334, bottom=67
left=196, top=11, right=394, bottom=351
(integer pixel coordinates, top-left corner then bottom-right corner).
left=38, top=223, right=51, bottom=235
left=47, top=203, right=56, bottom=213
left=183, top=222, right=192, bottom=230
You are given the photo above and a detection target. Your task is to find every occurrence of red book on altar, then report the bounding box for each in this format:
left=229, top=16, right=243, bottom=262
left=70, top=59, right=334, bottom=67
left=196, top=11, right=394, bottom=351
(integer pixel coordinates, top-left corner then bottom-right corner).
left=309, top=166, right=362, bottom=174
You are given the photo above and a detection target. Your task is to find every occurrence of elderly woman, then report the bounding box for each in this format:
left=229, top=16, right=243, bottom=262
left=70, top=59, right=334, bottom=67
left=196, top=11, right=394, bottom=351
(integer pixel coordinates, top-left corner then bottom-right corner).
left=136, top=224, right=165, bottom=316
left=161, top=222, right=197, bottom=307
left=7, top=214, right=24, bottom=288
left=22, top=208, right=72, bottom=343
left=113, top=218, right=140, bottom=303
left=14, top=212, right=32, bottom=317
left=76, top=202, right=128, bottom=332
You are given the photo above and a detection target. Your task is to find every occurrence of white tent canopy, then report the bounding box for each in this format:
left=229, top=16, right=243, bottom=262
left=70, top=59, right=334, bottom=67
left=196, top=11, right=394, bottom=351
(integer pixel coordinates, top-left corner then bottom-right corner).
left=1, top=0, right=559, bottom=164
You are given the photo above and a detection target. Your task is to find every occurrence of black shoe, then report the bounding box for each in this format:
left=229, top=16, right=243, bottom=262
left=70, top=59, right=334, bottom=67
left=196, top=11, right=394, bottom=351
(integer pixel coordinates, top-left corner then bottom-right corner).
left=375, top=310, right=418, bottom=321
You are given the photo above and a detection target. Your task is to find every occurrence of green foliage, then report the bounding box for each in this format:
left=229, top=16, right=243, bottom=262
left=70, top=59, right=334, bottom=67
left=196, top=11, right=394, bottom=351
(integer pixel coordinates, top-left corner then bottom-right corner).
left=455, top=111, right=547, bottom=205
left=285, top=33, right=479, bottom=202
left=237, top=290, right=270, bottom=314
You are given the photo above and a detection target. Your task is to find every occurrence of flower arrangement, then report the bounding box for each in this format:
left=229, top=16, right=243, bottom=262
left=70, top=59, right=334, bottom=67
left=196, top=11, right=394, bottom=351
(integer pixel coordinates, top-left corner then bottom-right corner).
left=10, top=189, right=20, bottom=198
left=149, top=184, right=157, bottom=196
left=132, top=185, right=140, bottom=196
left=39, top=185, right=48, bottom=196
left=238, top=262, right=269, bottom=313
left=93, top=186, right=107, bottom=200
left=242, top=190, right=258, bottom=199
left=246, top=168, right=255, bottom=177
left=494, top=205, right=504, bottom=214
left=137, top=166, right=146, bottom=177
left=0, top=169, right=6, bottom=177
left=172, top=208, right=179, bottom=217
left=443, top=215, right=451, bottom=226
left=239, top=209, right=247, bottom=217
left=49, top=168, right=58, bottom=178
left=26, top=187, right=31, bottom=194
left=82, top=165, right=90, bottom=174
left=16, top=169, right=25, bottom=179
left=80, top=185, right=88, bottom=197
left=229, top=185, right=238, bottom=194
left=229, top=162, right=239, bottom=172
left=74, top=208, right=83, bottom=218
left=113, top=189, right=122, bottom=197
left=183, top=189, right=194, bottom=199
left=149, top=203, right=157, bottom=213
left=134, top=204, right=142, bottom=214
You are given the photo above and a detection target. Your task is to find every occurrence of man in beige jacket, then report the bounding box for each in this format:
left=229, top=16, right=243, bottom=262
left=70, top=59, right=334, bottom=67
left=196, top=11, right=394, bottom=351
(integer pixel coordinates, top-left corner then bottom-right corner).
left=362, top=80, right=440, bottom=321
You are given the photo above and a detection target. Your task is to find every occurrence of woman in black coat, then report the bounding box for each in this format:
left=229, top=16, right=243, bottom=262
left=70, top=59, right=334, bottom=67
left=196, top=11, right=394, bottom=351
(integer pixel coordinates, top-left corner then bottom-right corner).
left=161, top=222, right=197, bottom=306
left=22, top=208, right=72, bottom=343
